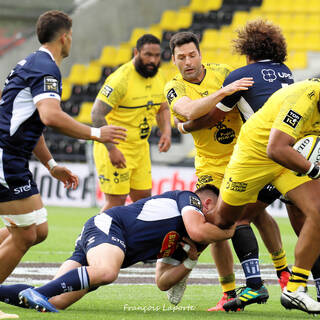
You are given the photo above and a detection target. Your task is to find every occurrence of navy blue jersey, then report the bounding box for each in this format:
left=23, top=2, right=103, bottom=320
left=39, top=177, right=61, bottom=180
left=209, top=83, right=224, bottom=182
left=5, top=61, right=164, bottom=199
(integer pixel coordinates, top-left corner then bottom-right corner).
left=69, top=190, right=203, bottom=268
left=0, top=47, right=62, bottom=157
left=217, top=60, right=293, bottom=121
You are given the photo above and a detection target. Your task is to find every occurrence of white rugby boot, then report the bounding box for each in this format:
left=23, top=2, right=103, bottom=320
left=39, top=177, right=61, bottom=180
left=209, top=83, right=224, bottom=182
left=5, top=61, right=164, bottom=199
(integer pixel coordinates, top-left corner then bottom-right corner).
left=281, top=286, right=320, bottom=314
left=167, top=274, right=189, bottom=305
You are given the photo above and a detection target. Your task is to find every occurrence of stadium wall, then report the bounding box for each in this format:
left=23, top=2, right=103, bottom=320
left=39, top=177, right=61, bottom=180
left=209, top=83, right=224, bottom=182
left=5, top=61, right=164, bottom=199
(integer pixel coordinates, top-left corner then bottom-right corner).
left=0, top=0, right=189, bottom=87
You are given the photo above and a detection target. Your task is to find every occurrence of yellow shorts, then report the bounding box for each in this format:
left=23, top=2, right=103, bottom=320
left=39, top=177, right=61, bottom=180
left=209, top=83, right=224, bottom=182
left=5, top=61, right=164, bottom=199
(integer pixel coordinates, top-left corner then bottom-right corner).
left=93, top=142, right=152, bottom=195
left=220, top=142, right=311, bottom=206
left=195, top=155, right=228, bottom=189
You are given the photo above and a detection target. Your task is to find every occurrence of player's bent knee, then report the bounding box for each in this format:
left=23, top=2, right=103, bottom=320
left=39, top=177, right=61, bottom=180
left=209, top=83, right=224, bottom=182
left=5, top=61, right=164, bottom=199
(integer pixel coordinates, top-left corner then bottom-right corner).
left=98, top=271, right=119, bottom=285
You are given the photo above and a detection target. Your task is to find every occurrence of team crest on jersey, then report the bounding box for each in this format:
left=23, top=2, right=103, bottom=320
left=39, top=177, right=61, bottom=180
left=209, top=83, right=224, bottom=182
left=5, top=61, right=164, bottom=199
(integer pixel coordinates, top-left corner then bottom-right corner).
left=101, top=85, right=113, bottom=98
left=214, top=123, right=235, bottom=144
left=283, top=109, right=302, bottom=128
left=44, top=76, right=59, bottom=92
left=166, top=88, right=178, bottom=104
left=190, top=195, right=202, bottom=210
left=261, top=69, right=277, bottom=83
left=157, top=231, right=180, bottom=258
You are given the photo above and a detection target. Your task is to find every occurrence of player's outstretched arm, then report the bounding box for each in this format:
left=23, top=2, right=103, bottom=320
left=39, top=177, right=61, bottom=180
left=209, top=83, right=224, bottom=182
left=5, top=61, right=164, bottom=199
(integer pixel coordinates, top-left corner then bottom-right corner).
left=172, top=77, right=253, bottom=121
left=36, top=98, right=126, bottom=144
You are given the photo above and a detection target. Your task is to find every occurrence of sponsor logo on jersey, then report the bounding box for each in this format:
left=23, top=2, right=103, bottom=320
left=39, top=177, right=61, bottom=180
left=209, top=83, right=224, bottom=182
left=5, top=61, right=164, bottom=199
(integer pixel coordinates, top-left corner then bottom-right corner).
left=283, top=109, right=302, bottom=128
left=13, top=179, right=32, bottom=194
left=189, top=195, right=202, bottom=210
left=111, top=236, right=126, bottom=249
left=166, top=88, right=177, bottom=104
left=101, top=85, right=113, bottom=98
left=44, top=76, right=59, bottom=92
left=98, top=174, right=110, bottom=184
left=196, top=175, right=213, bottom=189
left=278, top=72, right=293, bottom=80
left=157, top=231, right=180, bottom=258
left=225, top=177, right=247, bottom=192
left=215, top=123, right=235, bottom=144
left=261, top=69, right=277, bottom=82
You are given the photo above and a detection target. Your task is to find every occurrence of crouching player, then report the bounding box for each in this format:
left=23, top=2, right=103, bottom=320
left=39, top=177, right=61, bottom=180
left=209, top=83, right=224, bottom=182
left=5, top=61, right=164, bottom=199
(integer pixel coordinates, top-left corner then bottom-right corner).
left=0, top=185, right=229, bottom=312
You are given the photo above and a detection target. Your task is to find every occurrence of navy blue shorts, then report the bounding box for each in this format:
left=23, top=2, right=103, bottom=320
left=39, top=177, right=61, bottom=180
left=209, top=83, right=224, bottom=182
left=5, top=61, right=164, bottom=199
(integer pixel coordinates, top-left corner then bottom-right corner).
left=68, top=213, right=127, bottom=266
left=0, top=148, right=39, bottom=202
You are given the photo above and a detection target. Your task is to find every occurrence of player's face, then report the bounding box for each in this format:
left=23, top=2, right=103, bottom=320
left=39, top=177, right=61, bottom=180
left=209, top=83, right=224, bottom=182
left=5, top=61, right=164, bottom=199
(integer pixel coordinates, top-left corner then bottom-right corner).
left=173, top=42, right=203, bottom=82
left=61, top=29, right=72, bottom=58
left=135, top=43, right=161, bottom=78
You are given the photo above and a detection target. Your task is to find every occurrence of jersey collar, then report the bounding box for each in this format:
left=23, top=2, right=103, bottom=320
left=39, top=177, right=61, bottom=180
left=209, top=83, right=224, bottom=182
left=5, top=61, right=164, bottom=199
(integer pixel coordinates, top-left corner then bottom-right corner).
left=39, top=47, right=55, bottom=61
left=257, top=59, right=272, bottom=62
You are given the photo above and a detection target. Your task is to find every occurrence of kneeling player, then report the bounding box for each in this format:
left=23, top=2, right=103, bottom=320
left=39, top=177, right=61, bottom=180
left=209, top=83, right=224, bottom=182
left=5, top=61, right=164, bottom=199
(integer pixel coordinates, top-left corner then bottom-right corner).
left=0, top=185, right=230, bottom=313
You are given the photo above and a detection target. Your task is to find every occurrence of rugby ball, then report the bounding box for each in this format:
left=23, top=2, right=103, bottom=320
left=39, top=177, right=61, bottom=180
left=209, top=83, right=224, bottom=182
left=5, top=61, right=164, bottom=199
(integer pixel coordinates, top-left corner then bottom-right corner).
left=293, top=135, right=320, bottom=164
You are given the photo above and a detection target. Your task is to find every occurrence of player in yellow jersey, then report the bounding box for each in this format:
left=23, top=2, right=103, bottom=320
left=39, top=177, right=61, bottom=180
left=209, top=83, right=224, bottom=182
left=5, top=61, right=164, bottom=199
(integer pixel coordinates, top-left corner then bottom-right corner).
left=91, top=34, right=171, bottom=211
left=164, top=31, right=277, bottom=311
left=207, top=78, right=320, bottom=314
left=170, top=22, right=297, bottom=312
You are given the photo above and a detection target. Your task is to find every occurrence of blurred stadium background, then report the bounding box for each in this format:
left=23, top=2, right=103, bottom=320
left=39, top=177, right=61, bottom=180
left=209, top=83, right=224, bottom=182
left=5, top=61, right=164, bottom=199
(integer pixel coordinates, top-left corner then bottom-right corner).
left=0, top=0, right=319, bottom=212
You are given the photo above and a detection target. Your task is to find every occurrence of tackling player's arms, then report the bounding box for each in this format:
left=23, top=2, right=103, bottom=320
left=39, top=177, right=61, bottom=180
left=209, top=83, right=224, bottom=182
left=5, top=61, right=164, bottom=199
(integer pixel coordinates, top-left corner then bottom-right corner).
left=182, top=207, right=234, bottom=243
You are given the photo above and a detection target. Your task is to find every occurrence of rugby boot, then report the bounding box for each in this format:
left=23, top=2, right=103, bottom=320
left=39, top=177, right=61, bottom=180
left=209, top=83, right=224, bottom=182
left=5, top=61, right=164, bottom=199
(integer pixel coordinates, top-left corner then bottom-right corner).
left=223, top=285, right=269, bottom=312
left=281, top=286, right=320, bottom=315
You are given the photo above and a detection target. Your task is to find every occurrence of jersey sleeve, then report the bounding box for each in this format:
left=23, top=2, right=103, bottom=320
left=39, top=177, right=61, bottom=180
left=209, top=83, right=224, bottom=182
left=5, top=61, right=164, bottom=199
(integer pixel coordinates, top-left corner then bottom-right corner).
left=217, top=69, right=243, bottom=112
left=96, top=70, right=127, bottom=110
left=272, top=84, right=318, bottom=139
left=176, top=191, right=203, bottom=216
left=164, top=80, right=188, bottom=121
left=27, top=65, right=61, bottom=105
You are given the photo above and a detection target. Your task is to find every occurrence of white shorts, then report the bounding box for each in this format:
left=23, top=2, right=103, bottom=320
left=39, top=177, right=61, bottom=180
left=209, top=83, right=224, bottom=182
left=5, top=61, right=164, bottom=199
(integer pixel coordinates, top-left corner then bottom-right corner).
left=1, top=207, right=48, bottom=227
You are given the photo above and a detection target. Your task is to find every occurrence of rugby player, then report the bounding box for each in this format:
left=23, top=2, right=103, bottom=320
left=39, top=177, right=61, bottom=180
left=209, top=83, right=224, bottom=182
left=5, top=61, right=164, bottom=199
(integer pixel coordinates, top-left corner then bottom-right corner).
left=206, top=77, right=320, bottom=314
left=174, top=21, right=294, bottom=311
left=165, top=27, right=290, bottom=311
left=91, top=34, right=171, bottom=212
left=0, top=185, right=233, bottom=312
left=0, top=10, right=126, bottom=288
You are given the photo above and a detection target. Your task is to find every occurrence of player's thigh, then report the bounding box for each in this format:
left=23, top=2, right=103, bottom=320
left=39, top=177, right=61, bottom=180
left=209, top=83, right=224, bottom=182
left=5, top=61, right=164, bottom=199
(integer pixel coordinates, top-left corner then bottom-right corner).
left=285, top=179, right=320, bottom=220
left=94, top=143, right=131, bottom=195
left=87, top=243, right=124, bottom=278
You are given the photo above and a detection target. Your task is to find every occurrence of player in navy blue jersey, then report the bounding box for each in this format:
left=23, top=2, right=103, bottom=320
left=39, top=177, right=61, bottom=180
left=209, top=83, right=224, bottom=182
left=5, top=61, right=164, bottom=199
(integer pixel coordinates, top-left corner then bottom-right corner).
left=0, top=185, right=233, bottom=313
left=0, top=9, right=127, bottom=291
left=176, top=19, right=295, bottom=311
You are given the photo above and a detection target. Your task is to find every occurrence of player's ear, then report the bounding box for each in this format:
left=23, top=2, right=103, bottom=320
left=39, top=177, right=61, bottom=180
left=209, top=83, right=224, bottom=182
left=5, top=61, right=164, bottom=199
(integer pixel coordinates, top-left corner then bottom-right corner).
left=133, top=47, right=138, bottom=57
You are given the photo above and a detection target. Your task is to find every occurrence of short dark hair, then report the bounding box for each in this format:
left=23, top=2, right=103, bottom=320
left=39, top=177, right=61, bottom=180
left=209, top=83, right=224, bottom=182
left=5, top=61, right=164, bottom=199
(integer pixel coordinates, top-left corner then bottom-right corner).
left=195, top=184, right=219, bottom=197
left=136, top=34, right=160, bottom=51
left=169, top=31, right=200, bottom=55
left=232, top=19, right=287, bottom=63
left=36, top=10, right=72, bottom=44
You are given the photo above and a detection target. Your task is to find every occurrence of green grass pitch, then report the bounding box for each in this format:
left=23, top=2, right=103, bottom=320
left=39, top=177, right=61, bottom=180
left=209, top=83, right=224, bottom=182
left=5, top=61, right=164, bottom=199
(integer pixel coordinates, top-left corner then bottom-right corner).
left=0, top=206, right=315, bottom=319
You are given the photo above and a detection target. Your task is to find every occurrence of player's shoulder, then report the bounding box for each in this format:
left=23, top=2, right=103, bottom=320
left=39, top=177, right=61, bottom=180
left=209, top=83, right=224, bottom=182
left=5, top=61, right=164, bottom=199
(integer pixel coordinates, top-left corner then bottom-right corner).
left=205, top=62, right=233, bottom=74
left=29, top=50, right=59, bottom=75
left=223, top=65, right=249, bottom=84
left=164, top=73, right=184, bottom=91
